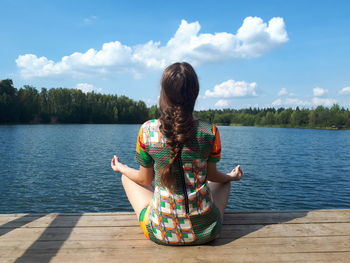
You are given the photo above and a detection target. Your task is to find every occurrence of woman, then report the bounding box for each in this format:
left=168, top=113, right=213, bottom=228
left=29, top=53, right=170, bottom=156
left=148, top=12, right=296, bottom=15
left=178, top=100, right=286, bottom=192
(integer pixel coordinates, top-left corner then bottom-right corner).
left=111, top=62, right=243, bottom=245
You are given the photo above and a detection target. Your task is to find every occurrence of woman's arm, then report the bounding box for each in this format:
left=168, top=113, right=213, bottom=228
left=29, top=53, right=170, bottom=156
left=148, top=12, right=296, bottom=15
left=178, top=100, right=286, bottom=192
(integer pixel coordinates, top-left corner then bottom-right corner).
left=111, top=156, right=154, bottom=186
left=207, top=162, right=243, bottom=183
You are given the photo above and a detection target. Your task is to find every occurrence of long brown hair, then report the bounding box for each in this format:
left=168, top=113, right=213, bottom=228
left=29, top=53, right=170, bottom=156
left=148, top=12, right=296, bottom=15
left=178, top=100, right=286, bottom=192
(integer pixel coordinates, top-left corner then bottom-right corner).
left=159, top=62, right=199, bottom=189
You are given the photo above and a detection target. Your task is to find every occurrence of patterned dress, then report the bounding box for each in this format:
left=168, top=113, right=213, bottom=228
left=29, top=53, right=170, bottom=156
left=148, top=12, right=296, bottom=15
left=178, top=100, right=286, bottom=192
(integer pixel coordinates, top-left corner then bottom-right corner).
left=135, top=118, right=222, bottom=245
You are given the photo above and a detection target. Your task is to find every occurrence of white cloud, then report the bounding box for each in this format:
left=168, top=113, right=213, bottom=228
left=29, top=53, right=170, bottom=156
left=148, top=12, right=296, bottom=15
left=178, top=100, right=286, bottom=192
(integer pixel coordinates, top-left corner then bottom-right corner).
left=278, top=88, right=288, bottom=96
left=75, top=83, right=101, bottom=93
left=144, top=97, right=159, bottom=106
left=311, top=97, right=336, bottom=107
left=215, top=99, right=230, bottom=108
left=339, top=86, right=350, bottom=95
left=285, top=98, right=311, bottom=106
left=313, top=87, right=328, bottom=97
left=272, top=97, right=337, bottom=107
left=84, top=15, right=98, bottom=25
left=205, top=79, right=258, bottom=98
left=272, top=98, right=282, bottom=106
left=16, top=17, right=288, bottom=78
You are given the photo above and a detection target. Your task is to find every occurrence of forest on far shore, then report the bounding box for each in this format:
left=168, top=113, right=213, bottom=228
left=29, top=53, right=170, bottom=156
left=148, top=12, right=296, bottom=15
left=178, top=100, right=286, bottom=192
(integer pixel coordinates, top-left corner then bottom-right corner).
left=1, top=79, right=350, bottom=129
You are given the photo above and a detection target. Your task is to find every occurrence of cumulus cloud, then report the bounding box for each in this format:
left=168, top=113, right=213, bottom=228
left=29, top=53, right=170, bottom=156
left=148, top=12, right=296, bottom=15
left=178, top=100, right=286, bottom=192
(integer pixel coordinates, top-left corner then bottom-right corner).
left=285, top=98, right=311, bottom=106
left=75, top=83, right=101, bottom=93
left=215, top=99, right=230, bottom=108
left=143, top=97, right=160, bottom=107
left=278, top=88, right=288, bottom=96
left=16, top=17, right=288, bottom=78
left=272, top=86, right=339, bottom=108
left=277, top=88, right=296, bottom=97
left=205, top=79, right=258, bottom=98
left=311, top=97, right=336, bottom=107
left=272, top=98, right=283, bottom=106
left=272, top=97, right=337, bottom=107
left=313, top=87, right=328, bottom=97
left=339, top=86, right=350, bottom=95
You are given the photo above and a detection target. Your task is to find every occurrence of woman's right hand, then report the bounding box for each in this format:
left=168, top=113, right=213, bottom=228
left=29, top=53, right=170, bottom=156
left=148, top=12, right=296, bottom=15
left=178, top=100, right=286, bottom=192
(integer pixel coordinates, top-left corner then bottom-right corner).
left=228, top=165, right=243, bottom=181
left=111, top=155, right=124, bottom=173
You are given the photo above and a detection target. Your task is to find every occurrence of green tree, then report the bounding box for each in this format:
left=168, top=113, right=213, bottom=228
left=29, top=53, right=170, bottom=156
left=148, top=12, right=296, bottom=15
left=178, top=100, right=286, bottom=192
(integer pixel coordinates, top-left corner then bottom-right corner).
left=39, top=88, right=50, bottom=122
left=315, top=106, right=331, bottom=127
left=18, top=85, right=40, bottom=122
left=276, top=109, right=292, bottom=125
left=265, top=112, right=275, bottom=125
left=148, top=105, right=160, bottom=119
left=308, top=110, right=316, bottom=127
left=291, top=109, right=309, bottom=126
left=330, top=104, right=345, bottom=128
left=0, top=79, right=18, bottom=122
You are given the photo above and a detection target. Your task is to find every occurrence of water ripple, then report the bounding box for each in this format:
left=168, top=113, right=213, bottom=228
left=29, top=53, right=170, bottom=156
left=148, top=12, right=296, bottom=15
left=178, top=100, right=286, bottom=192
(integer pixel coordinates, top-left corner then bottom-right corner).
left=0, top=124, right=349, bottom=213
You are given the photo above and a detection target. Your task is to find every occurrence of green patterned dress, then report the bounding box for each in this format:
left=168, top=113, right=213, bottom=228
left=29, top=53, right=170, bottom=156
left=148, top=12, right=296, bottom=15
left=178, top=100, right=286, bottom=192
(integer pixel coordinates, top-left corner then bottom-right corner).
left=135, top=118, right=222, bottom=245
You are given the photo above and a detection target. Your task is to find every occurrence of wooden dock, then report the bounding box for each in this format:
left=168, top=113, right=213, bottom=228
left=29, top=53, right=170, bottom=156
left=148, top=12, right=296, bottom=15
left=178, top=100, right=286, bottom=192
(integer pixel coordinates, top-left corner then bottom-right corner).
left=1, top=209, right=349, bottom=263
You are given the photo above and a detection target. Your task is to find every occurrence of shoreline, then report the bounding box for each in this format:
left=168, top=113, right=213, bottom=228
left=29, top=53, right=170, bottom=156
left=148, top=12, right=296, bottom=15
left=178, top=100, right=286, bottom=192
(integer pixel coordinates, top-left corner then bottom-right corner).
left=1, top=122, right=350, bottom=130
left=226, top=123, right=350, bottom=130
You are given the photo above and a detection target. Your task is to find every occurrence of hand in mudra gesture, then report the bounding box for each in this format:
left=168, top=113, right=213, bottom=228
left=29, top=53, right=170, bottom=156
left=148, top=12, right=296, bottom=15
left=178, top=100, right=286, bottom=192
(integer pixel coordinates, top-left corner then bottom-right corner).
left=111, top=155, right=124, bottom=173
left=228, top=165, right=243, bottom=181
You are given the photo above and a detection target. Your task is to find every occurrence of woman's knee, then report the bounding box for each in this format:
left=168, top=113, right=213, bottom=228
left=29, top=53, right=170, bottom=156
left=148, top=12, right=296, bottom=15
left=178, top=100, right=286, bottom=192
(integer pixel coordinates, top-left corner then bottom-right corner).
left=219, top=181, right=231, bottom=199
left=121, top=174, right=129, bottom=189
left=223, top=181, right=231, bottom=192
left=208, top=181, right=231, bottom=193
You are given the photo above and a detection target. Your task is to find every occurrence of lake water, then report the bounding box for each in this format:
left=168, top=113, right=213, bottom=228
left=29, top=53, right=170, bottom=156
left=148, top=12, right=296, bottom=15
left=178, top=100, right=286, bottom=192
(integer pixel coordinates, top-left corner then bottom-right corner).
left=0, top=124, right=349, bottom=213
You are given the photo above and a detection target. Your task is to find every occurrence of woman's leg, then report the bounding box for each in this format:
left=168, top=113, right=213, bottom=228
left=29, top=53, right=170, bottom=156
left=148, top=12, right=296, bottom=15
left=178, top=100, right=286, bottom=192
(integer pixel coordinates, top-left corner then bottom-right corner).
left=121, top=174, right=154, bottom=219
left=208, top=181, right=231, bottom=220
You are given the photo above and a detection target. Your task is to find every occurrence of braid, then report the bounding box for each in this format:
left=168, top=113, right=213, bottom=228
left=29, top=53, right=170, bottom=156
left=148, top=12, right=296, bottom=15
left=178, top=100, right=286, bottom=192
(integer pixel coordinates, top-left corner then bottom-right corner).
left=158, top=62, right=199, bottom=190
left=159, top=105, right=194, bottom=189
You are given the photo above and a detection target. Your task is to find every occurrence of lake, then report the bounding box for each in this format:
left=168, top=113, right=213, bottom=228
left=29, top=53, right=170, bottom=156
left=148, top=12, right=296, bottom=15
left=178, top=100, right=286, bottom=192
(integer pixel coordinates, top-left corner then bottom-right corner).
left=0, top=124, right=349, bottom=213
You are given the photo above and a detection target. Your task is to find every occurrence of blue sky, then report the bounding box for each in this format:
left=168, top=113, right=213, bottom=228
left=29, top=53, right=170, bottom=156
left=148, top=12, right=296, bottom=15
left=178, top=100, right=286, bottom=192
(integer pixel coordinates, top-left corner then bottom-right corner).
left=1, top=0, right=350, bottom=109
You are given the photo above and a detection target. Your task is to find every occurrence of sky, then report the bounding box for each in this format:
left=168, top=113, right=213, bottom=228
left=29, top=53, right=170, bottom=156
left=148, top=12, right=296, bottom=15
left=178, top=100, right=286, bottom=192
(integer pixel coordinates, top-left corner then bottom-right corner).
left=1, top=0, right=350, bottom=110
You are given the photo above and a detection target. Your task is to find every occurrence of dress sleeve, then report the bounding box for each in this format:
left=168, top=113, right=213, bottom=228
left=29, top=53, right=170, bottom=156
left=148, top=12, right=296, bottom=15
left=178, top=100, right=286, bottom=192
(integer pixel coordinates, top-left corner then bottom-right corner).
left=135, top=125, right=154, bottom=168
left=208, top=124, right=221, bottom=163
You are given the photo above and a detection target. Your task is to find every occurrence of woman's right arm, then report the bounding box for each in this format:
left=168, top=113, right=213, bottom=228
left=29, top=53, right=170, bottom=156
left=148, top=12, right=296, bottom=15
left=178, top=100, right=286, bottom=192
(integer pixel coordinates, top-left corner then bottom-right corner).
left=207, top=162, right=243, bottom=182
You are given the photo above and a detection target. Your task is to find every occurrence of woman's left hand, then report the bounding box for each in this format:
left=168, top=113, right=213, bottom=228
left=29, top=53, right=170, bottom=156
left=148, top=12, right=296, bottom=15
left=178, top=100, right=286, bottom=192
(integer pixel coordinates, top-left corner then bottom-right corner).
left=111, top=155, right=124, bottom=173
left=228, top=165, right=243, bottom=181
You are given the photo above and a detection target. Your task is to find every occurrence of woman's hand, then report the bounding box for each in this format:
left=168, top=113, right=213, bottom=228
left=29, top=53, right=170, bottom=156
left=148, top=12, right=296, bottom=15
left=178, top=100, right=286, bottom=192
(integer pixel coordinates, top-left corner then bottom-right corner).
left=228, top=165, right=243, bottom=181
left=111, top=155, right=124, bottom=173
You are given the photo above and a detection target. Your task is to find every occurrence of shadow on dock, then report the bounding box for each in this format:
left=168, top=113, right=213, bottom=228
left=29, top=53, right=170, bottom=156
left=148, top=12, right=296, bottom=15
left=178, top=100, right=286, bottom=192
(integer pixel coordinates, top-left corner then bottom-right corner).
left=0, top=214, right=47, bottom=237
left=14, top=214, right=81, bottom=263
left=209, top=210, right=309, bottom=246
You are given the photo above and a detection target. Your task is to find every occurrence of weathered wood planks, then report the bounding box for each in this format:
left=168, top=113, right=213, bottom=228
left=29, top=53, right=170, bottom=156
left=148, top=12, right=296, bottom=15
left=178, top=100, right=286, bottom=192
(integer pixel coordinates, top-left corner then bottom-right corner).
left=1, top=210, right=349, bottom=263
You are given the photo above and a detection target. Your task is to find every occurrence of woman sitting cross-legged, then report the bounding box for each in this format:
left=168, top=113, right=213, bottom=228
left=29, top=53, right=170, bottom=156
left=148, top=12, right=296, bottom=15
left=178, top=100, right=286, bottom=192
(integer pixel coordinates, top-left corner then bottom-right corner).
left=111, top=62, right=243, bottom=245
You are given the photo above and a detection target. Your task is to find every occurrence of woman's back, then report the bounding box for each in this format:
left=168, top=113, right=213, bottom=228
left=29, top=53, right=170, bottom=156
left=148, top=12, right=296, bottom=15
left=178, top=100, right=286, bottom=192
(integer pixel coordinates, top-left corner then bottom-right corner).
left=111, top=62, right=242, bottom=246
left=135, top=118, right=222, bottom=245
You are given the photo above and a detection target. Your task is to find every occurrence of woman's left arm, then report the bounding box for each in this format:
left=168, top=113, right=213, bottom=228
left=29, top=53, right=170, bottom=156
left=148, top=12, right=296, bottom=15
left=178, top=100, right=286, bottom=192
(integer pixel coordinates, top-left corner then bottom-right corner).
left=111, top=155, right=154, bottom=186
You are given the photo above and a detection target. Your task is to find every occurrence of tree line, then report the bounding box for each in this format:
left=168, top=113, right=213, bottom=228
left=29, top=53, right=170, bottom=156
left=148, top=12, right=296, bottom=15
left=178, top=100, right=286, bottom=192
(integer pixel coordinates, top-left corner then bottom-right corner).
left=195, top=107, right=350, bottom=129
left=0, top=79, right=157, bottom=124
left=1, top=79, right=349, bottom=128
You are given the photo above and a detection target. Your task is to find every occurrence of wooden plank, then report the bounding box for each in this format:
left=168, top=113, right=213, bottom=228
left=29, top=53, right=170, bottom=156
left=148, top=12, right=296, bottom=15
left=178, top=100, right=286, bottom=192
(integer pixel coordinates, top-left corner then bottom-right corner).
left=1, top=235, right=350, bottom=252
left=1, top=209, right=349, bottom=218
left=223, top=210, right=350, bottom=224
left=1, top=210, right=350, bottom=228
left=220, top=223, right=350, bottom=238
left=0, top=212, right=135, bottom=218
left=0, top=216, right=137, bottom=228
left=1, top=223, right=350, bottom=242
left=3, top=250, right=350, bottom=263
